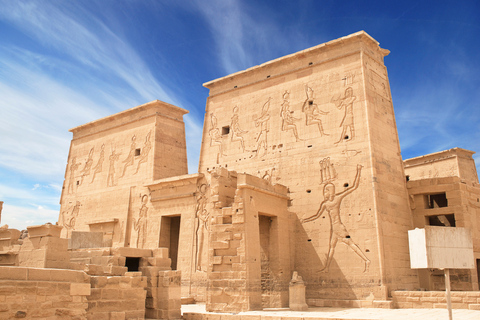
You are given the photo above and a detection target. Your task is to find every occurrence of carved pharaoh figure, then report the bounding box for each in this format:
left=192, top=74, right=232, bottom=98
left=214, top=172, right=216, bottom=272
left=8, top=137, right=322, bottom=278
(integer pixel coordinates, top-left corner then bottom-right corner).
left=79, top=147, right=94, bottom=185
left=195, top=183, right=209, bottom=271
left=254, top=98, right=271, bottom=158
left=134, top=131, right=152, bottom=174
left=332, top=87, right=356, bottom=143
left=230, top=106, right=248, bottom=152
left=120, top=135, right=136, bottom=178
left=301, top=165, right=370, bottom=273
left=302, top=85, right=329, bottom=136
left=90, top=144, right=105, bottom=183
left=209, top=113, right=225, bottom=156
left=280, top=91, right=302, bottom=141
left=107, top=149, right=120, bottom=187
left=67, top=157, right=81, bottom=194
left=133, top=195, right=148, bottom=249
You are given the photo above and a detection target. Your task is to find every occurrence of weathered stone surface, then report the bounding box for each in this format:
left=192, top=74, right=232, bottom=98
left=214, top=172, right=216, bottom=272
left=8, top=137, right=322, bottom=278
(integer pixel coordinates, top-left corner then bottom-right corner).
left=2, top=31, right=479, bottom=318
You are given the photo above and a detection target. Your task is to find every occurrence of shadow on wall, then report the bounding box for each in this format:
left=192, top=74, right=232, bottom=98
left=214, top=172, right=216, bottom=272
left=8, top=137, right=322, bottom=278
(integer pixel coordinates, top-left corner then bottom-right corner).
left=294, top=218, right=358, bottom=300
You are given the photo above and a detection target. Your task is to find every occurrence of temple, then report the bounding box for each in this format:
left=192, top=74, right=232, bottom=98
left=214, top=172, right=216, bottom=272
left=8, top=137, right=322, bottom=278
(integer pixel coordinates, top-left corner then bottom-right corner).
left=1, top=31, right=479, bottom=318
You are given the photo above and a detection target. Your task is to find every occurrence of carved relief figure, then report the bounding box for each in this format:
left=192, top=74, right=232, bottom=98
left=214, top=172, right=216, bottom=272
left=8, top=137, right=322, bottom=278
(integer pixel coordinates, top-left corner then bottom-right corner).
left=332, top=87, right=356, bottom=143
left=63, top=201, right=81, bottom=237
left=107, top=149, right=120, bottom=187
left=120, top=135, right=136, bottom=178
left=301, top=165, right=370, bottom=273
left=79, top=147, right=94, bottom=185
left=302, top=85, right=329, bottom=136
left=195, top=183, right=209, bottom=271
left=341, top=148, right=362, bottom=159
left=90, top=144, right=105, bottom=183
left=134, top=131, right=152, bottom=174
left=133, top=195, right=148, bottom=249
left=280, top=91, right=302, bottom=141
left=254, top=98, right=271, bottom=158
left=209, top=113, right=225, bottom=156
left=67, top=157, right=81, bottom=194
left=319, top=157, right=337, bottom=184
left=262, top=168, right=275, bottom=184
left=230, top=106, right=248, bottom=152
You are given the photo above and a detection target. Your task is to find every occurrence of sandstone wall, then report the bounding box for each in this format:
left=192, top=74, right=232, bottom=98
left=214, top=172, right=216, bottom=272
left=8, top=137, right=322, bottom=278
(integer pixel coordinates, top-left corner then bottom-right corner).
left=392, top=290, right=480, bottom=310
left=59, top=101, right=188, bottom=249
left=199, top=31, right=416, bottom=300
left=87, top=272, right=146, bottom=320
left=407, top=176, right=480, bottom=291
left=0, top=267, right=90, bottom=319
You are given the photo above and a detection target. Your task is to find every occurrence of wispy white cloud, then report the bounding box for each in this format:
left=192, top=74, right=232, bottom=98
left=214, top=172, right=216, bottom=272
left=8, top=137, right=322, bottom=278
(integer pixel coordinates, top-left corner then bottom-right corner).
left=0, top=0, right=206, bottom=229
left=191, top=0, right=294, bottom=75
left=1, top=203, right=59, bottom=230
left=0, top=1, right=178, bottom=105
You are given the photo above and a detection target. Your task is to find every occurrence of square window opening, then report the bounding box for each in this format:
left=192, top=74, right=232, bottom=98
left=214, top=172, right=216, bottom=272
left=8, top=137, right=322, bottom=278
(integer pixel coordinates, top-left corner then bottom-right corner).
left=427, top=214, right=455, bottom=227
left=424, top=193, right=448, bottom=209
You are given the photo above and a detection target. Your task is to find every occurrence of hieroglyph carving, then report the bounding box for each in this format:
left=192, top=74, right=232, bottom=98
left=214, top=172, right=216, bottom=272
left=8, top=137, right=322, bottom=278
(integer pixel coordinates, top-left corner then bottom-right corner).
left=280, top=91, right=302, bottom=141
left=133, top=194, right=148, bottom=249
left=195, top=183, right=209, bottom=271
left=62, top=201, right=81, bottom=237
left=301, top=165, right=370, bottom=273
left=302, top=85, right=329, bottom=136
left=120, top=135, right=136, bottom=178
left=341, top=148, right=362, bottom=159
left=342, top=71, right=356, bottom=87
left=332, top=87, right=356, bottom=144
left=262, top=168, right=275, bottom=184
left=254, top=98, right=271, bottom=158
left=368, top=69, right=390, bottom=100
left=209, top=113, right=225, bottom=157
left=134, top=131, right=152, bottom=174
left=67, top=157, right=81, bottom=194
left=231, top=106, right=248, bottom=152
left=90, top=144, right=105, bottom=183
left=107, top=148, right=120, bottom=187
left=319, top=157, right=336, bottom=184
left=79, top=147, right=94, bottom=185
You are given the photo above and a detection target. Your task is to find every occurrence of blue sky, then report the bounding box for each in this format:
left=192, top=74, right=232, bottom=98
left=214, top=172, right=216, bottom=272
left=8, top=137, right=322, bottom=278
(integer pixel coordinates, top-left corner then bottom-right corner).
left=0, top=0, right=479, bottom=229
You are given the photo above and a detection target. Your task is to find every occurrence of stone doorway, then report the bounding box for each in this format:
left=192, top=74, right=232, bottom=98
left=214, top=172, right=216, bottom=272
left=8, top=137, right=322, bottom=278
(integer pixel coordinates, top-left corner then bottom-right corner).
left=259, top=214, right=281, bottom=308
left=159, top=215, right=181, bottom=270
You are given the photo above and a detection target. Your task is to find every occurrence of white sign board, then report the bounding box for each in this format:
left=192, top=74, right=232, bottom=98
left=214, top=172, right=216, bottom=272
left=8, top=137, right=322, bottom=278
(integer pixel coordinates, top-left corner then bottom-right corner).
left=408, top=226, right=474, bottom=269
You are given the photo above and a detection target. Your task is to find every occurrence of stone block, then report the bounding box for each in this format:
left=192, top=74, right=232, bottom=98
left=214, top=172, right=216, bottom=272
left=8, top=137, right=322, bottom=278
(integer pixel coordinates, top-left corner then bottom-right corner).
left=88, top=288, right=102, bottom=300
left=27, top=223, right=62, bottom=238
left=69, top=231, right=104, bottom=249
left=152, top=248, right=169, bottom=259
left=110, top=311, right=126, bottom=320
left=91, top=276, right=108, bottom=288
left=211, top=241, right=229, bottom=249
left=372, top=300, right=394, bottom=309
left=0, top=267, right=27, bottom=280
left=111, top=247, right=152, bottom=258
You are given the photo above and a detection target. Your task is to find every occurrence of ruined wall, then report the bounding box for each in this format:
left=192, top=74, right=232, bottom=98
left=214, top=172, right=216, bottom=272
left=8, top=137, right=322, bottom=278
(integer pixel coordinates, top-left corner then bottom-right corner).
left=87, top=272, right=147, bottom=320
left=206, top=169, right=292, bottom=312
left=407, top=176, right=480, bottom=291
left=0, top=267, right=90, bottom=319
left=59, top=101, right=188, bottom=249
left=404, top=148, right=479, bottom=184
left=199, top=31, right=416, bottom=300
left=392, top=291, right=480, bottom=310
left=146, top=173, right=203, bottom=300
